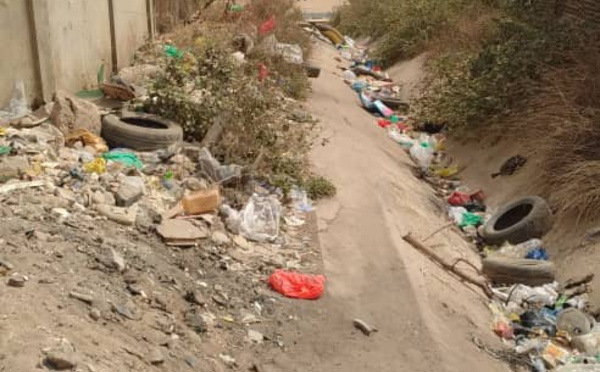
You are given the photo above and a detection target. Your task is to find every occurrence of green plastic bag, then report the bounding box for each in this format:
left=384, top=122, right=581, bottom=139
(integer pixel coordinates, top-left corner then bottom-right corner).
left=230, top=4, right=244, bottom=12
left=164, top=45, right=184, bottom=59
left=103, top=151, right=144, bottom=169
left=459, top=212, right=483, bottom=228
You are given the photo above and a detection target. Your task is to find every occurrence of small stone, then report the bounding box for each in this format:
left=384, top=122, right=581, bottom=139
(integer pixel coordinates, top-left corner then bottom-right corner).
left=0, top=156, right=29, bottom=182
left=182, top=177, right=208, bottom=191
left=211, top=231, right=231, bottom=246
left=89, top=308, right=101, bottom=321
left=69, top=291, right=95, bottom=305
left=51, top=208, right=71, bottom=221
left=96, top=204, right=137, bottom=226
left=353, top=319, right=378, bottom=336
left=103, top=192, right=116, bottom=206
left=247, top=329, right=264, bottom=344
left=212, top=293, right=229, bottom=307
left=184, top=356, right=198, bottom=368
left=0, top=258, right=15, bottom=271
left=184, top=309, right=208, bottom=333
left=114, top=177, right=144, bottom=207
left=112, top=302, right=139, bottom=320
left=109, top=248, right=126, bottom=272
left=219, top=354, right=236, bottom=367
left=7, top=274, right=27, bottom=287
left=55, top=188, right=77, bottom=202
left=146, top=349, right=164, bottom=365
left=44, top=352, right=78, bottom=370
left=184, top=290, right=206, bottom=306
left=91, top=191, right=105, bottom=205
left=240, top=312, right=260, bottom=324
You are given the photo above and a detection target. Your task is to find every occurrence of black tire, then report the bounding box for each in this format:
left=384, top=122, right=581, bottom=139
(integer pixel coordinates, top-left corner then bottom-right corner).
left=101, top=113, right=183, bottom=151
left=482, top=257, right=556, bottom=286
left=304, top=65, right=321, bottom=78
left=481, top=196, right=552, bottom=245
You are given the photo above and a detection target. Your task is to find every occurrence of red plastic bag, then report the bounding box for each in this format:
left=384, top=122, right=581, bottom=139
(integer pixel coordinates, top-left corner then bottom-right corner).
left=258, top=63, right=269, bottom=81
left=377, top=119, right=391, bottom=128
left=448, top=191, right=471, bottom=206
left=259, top=16, right=276, bottom=35
left=269, top=270, right=325, bottom=299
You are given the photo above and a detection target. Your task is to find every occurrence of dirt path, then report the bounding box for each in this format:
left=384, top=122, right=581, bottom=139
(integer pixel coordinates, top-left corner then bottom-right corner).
left=261, top=38, right=512, bottom=371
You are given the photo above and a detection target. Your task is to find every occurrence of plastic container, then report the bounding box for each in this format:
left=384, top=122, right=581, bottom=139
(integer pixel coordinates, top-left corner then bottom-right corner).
left=182, top=188, right=221, bottom=215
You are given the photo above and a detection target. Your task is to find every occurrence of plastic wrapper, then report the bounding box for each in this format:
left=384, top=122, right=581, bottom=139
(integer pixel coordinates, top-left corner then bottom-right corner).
left=269, top=269, right=325, bottom=299
left=239, top=194, right=282, bottom=242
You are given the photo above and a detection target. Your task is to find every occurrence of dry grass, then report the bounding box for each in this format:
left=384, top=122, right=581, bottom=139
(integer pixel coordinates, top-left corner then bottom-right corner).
left=512, top=39, right=600, bottom=220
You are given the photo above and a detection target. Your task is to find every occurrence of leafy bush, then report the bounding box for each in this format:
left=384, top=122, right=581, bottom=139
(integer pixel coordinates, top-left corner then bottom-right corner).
left=415, top=17, right=575, bottom=131
left=336, top=0, right=473, bottom=66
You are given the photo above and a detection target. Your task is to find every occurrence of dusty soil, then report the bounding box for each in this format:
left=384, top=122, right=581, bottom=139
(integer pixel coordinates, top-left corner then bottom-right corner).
left=255, top=39, right=510, bottom=371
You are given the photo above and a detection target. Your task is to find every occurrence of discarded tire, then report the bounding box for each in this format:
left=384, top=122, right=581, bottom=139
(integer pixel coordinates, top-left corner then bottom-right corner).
left=482, top=256, right=556, bottom=286
left=101, top=113, right=183, bottom=151
left=481, top=196, right=552, bottom=245
left=304, top=65, right=321, bottom=78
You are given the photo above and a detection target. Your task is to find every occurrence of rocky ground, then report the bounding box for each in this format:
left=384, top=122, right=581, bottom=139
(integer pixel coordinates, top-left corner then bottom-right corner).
left=0, top=100, right=322, bottom=372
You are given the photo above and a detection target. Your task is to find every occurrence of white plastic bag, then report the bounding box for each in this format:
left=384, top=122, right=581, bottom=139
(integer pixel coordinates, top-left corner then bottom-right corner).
left=410, top=143, right=434, bottom=170
left=387, top=130, right=415, bottom=149
left=275, top=43, right=303, bottom=65
left=342, top=70, right=357, bottom=83
left=0, top=80, right=30, bottom=121
left=239, top=194, right=282, bottom=242
left=448, top=206, right=467, bottom=225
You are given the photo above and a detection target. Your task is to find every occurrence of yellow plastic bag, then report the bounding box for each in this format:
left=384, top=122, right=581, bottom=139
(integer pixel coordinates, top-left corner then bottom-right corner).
left=433, top=166, right=458, bottom=178
left=84, top=158, right=106, bottom=174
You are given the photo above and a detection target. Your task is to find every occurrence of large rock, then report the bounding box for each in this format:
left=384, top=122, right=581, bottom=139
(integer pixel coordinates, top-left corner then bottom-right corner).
left=50, top=91, right=101, bottom=135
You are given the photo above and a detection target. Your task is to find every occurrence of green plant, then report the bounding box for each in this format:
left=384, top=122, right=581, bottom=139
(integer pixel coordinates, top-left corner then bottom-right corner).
left=415, top=18, right=574, bottom=131
left=304, top=175, right=337, bottom=200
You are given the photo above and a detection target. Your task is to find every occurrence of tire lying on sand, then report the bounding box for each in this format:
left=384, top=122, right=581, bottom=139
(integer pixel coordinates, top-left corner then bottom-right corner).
left=481, top=196, right=553, bottom=245
left=101, top=113, right=183, bottom=152
left=482, top=256, right=556, bottom=286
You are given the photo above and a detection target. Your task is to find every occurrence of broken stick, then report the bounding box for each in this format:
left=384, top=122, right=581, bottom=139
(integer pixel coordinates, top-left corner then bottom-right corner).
left=402, top=233, right=492, bottom=298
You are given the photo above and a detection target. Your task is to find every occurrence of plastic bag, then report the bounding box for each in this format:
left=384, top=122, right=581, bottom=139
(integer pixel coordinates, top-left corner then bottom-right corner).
left=387, top=130, right=415, bottom=149
left=448, top=191, right=471, bottom=206
left=239, top=194, right=282, bottom=242
left=410, top=143, right=434, bottom=170
left=269, top=269, right=325, bottom=299
left=290, top=187, right=313, bottom=212
left=65, top=128, right=108, bottom=153
left=460, top=212, right=483, bottom=227
left=259, top=16, right=276, bottom=35
left=275, top=43, right=303, bottom=65
left=373, top=100, right=393, bottom=117
left=103, top=150, right=143, bottom=169
left=343, top=70, right=357, bottom=82
left=84, top=158, right=106, bottom=174
left=0, top=80, right=30, bottom=121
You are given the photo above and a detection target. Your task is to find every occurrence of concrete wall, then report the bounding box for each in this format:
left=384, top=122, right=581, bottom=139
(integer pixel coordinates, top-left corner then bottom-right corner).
left=113, top=1, right=150, bottom=68
left=0, top=1, right=39, bottom=106
left=0, top=0, right=152, bottom=110
left=47, top=0, right=113, bottom=92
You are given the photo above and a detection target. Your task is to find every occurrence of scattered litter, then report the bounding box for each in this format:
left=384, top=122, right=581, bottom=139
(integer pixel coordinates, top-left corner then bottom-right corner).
left=103, top=150, right=144, bottom=169
left=353, top=319, right=378, bottom=336
left=238, top=194, right=282, bottom=242
left=268, top=270, right=325, bottom=299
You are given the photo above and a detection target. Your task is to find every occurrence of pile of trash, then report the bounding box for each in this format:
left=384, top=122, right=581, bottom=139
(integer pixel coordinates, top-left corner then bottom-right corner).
left=0, top=68, right=325, bottom=294
left=316, top=22, right=600, bottom=372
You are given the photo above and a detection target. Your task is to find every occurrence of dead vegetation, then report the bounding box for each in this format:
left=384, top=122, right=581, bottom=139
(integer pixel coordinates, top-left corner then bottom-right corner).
left=138, top=0, right=330, bottom=197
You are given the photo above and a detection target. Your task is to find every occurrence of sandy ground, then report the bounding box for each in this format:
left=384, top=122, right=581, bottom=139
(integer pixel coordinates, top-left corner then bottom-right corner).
left=260, top=36, right=511, bottom=371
